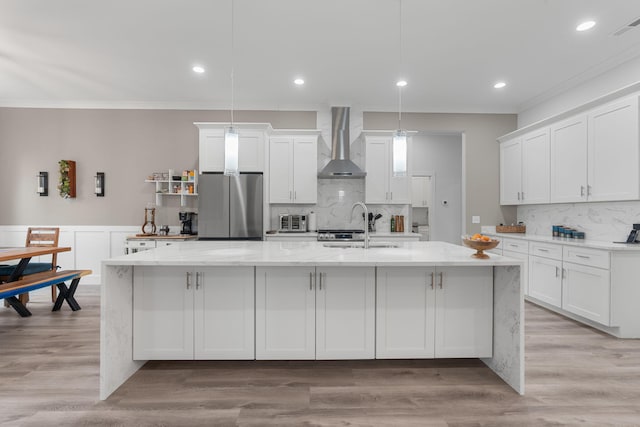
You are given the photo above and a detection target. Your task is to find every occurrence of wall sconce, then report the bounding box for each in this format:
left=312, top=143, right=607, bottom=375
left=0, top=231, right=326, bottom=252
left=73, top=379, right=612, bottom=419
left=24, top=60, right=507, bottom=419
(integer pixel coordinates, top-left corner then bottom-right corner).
left=95, top=172, right=105, bottom=197
left=37, top=171, right=48, bottom=196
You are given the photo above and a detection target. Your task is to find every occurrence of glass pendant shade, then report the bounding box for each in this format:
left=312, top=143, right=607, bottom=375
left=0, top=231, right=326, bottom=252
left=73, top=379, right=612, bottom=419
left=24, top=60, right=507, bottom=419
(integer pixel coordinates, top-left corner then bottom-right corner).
left=224, top=127, right=239, bottom=176
left=392, top=130, right=407, bottom=177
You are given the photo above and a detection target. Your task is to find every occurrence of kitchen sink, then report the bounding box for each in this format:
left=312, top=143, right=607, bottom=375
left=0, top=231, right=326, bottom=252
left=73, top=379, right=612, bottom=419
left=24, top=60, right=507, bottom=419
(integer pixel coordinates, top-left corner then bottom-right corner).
left=322, top=242, right=401, bottom=249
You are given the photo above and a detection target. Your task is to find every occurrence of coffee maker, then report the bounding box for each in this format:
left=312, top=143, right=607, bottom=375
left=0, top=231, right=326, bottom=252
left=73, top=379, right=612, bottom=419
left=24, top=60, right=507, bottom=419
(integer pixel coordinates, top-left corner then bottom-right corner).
left=179, top=212, right=198, bottom=235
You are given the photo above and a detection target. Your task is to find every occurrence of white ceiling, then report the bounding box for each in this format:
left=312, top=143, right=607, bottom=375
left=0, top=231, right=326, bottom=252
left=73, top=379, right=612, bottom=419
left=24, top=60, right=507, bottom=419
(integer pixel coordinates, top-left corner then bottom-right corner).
left=2, top=0, right=640, bottom=113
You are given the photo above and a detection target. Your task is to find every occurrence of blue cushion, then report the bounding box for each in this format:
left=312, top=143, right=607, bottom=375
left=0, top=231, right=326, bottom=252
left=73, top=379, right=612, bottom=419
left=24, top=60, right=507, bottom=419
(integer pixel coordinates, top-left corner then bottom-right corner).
left=0, top=263, right=55, bottom=277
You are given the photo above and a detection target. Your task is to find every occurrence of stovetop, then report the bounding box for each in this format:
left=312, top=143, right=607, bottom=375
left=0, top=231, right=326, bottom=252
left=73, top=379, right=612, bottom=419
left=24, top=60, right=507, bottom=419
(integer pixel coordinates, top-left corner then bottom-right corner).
left=318, top=229, right=365, bottom=234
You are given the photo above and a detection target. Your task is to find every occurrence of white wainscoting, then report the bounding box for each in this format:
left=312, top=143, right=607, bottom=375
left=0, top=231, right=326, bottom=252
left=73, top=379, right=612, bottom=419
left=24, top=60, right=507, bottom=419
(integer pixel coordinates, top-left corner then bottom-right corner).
left=0, top=225, right=139, bottom=285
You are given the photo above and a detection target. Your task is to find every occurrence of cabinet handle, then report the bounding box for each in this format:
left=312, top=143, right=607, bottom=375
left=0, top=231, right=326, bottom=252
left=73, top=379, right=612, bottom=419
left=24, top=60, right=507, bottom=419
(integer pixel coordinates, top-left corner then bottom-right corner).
left=196, top=272, right=201, bottom=290
left=390, top=192, right=393, bottom=200
left=580, top=186, right=585, bottom=197
left=517, top=192, right=520, bottom=201
left=294, top=191, right=297, bottom=200
left=587, top=185, right=592, bottom=196
left=576, top=254, right=590, bottom=259
left=319, top=272, right=325, bottom=290
left=562, top=268, right=566, bottom=279
left=430, top=271, right=435, bottom=289
left=385, top=192, right=389, bottom=200
left=438, top=271, right=443, bottom=289
left=509, top=244, right=518, bottom=248
left=310, top=272, right=313, bottom=290
left=521, top=192, right=525, bottom=200
left=555, top=266, right=559, bottom=277
left=186, top=271, right=192, bottom=289
left=289, top=190, right=292, bottom=200
left=538, top=248, right=549, bottom=252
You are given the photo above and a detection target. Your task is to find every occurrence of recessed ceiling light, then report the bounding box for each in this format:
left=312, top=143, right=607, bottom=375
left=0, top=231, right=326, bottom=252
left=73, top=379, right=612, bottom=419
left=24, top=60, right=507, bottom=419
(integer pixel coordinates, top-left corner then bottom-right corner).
left=576, top=20, right=596, bottom=32
left=192, top=66, right=205, bottom=73
left=494, top=81, right=507, bottom=89
left=396, top=80, right=407, bottom=87
left=294, top=78, right=305, bottom=85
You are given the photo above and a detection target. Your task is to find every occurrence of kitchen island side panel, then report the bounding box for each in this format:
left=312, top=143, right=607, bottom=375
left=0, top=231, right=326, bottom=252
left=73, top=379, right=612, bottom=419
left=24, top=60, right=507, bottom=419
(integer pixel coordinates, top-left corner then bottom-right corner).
left=482, top=265, right=524, bottom=395
left=100, top=265, right=145, bottom=400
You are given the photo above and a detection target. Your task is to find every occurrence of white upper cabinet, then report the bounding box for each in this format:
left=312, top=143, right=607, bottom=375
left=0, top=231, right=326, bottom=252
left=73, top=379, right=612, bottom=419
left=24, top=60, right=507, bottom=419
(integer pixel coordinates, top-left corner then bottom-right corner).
left=499, top=128, right=549, bottom=205
left=365, top=135, right=410, bottom=204
left=499, top=138, right=523, bottom=205
left=587, top=95, right=640, bottom=202
left=550, top=115, right=589, bottom=203
left=196, top=124, right=267, bottom=173
left=411, top=176, right=432, bottom=208
left=269, top=135, right=318, bottom=204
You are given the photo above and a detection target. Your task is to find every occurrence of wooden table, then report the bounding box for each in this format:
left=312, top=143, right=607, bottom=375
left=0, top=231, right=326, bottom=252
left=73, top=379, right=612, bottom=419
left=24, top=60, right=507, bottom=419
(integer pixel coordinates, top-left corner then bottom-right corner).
left=0, top=246, right=71, bottom=282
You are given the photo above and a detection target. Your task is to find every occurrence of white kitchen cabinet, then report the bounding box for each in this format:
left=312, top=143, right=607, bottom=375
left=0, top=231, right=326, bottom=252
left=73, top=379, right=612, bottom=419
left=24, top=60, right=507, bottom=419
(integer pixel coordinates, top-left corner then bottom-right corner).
left=269, top=136, right=317, bottom=204
left=255, top=266, right=316, bottom=359
left=365, top=136, right=410, bottom=204
left=562, top=262, right=610, bottom=326
left=196, top=125, right=266, bottom=173
left=499, top=128, right=550, bottom=205
left=528, top=255, right=563, bottom=308
left=411, top=176, right=432, bottom=208
left=550, top=115, right=588, bottom=203
left=133, top=267, right=194, bottom=360
left=376, top=266, right=493, bottom=359
left=587, top=95, right=640, bottom=202
left=255, top=266, right=375, bottom=360
left=315, top=267, right=375, bottom=359
left=133, top=266, right=254, bottom=360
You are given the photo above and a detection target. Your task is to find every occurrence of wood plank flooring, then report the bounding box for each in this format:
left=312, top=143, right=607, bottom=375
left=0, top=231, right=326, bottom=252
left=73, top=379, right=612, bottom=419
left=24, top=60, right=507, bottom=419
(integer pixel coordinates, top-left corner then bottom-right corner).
left=1, top=287, right=640, bottom=426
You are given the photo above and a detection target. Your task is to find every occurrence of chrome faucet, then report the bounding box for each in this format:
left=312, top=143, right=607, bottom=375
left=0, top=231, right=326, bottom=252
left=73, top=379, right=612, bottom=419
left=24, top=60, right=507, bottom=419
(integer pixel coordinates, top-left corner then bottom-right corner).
left=351, top=202, right=369, bottom=249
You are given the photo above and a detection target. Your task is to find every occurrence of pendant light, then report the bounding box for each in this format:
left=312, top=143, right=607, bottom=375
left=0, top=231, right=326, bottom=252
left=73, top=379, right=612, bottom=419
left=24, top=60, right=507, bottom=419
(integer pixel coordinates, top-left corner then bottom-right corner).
left=392, top=0, right=408, bottom=177
left=224, top=0, right=239, bottom=177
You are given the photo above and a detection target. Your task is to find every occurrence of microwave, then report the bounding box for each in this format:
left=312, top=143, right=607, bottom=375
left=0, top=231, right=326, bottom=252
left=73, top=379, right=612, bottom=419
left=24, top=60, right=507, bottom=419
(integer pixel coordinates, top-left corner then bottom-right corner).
left=279, top=214, right=307, bottom=232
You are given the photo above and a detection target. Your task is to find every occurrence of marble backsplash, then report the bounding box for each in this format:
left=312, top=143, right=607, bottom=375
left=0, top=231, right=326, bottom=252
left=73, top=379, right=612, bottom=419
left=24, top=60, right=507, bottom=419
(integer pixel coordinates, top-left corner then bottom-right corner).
left=517, top=201, right=640, bottom=242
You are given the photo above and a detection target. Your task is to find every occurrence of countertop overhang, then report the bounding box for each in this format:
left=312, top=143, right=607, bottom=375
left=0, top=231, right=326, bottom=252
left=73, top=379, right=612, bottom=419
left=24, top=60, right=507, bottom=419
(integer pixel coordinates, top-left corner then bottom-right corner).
left=104, top=240, right=524, bottom=268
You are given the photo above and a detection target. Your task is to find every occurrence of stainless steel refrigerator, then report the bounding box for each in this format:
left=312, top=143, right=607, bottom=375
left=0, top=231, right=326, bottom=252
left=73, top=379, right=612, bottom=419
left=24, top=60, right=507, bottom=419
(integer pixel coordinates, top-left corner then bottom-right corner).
left=198, top=173, right=263, bottom=240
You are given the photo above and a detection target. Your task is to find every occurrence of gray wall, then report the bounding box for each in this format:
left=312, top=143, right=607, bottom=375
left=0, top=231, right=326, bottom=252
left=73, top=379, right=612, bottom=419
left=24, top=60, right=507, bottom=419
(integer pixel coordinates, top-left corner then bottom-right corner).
left=364, top=112, right=517, bottom=235
left=0, top=108, right=316, bottom=226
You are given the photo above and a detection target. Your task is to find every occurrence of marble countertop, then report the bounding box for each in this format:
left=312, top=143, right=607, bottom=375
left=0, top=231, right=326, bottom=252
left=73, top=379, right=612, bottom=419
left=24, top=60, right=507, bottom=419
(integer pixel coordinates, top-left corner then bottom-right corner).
left=104, top=240, right=522, bottom=267
left=486, top=232, right=640, bottom=251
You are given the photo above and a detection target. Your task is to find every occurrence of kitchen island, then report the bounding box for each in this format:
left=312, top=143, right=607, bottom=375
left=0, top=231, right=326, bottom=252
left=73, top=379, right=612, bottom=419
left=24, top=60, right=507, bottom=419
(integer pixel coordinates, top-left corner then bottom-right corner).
left=100, top=240, right=524, bottom=399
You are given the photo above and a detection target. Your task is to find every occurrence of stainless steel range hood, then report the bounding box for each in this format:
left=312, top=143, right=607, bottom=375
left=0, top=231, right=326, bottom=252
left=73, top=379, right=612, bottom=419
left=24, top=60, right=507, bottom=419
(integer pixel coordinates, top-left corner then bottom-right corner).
left=318, top=107, right=366, bottom=179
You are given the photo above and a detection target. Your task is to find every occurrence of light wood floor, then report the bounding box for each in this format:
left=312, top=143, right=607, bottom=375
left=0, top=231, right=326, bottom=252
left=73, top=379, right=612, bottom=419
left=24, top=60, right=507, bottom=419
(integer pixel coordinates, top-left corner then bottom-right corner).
left=1, top=287, right=640, bottom=426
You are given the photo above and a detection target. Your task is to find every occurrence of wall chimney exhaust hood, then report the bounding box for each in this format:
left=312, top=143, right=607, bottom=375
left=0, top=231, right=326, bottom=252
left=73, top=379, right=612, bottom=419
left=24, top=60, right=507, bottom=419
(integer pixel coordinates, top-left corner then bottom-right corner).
left=318, top=106, right=366, bottom=179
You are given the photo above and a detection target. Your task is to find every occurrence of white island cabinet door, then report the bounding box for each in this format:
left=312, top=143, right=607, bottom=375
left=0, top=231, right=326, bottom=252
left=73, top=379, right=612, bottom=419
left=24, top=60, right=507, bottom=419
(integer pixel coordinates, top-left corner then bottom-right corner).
left=376, top=267, right=435, bottom=358
left=315, top=267, right=375, bottom=359
left=562, top=262, right=611, bottom=326
left=256, top=266, right=316, bottom=359
left=434, top=267, right=493, bottom=358
left=194, top=267, right=255, bottom=360
left=133, top=266, right=194, bottom=360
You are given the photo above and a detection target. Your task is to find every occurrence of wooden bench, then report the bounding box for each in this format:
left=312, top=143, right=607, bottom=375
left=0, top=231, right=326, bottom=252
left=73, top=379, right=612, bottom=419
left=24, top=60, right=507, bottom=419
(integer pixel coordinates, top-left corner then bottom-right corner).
left=0, top=269, right=91, bottom=317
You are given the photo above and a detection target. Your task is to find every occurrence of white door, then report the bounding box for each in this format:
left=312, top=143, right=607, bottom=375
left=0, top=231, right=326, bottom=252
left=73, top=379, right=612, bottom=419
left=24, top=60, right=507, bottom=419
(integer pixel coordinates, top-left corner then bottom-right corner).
left=521, top=128, right=550, bottom=204
left=133, top=267, right=194, bottom=360
left=255, top=266, right=316, bottom=359
left=315, top=267, right=375, bottom=359
left=434, top=267, right=493, bottom=358
left=365, top=137, right=390, bottom=203
left=562, top=262, right=611, bottom=326
left=376, top=267, right=435, bottom=358
left=194, top=267, right=255, bottom=359
left=550, top=115, right=588, bottom=203
left=528, top=256, right=562, bottom=308
left=292, top=137, right=318, bottom=204
left=199, top=130, right=225, bottom=172
left=499, top=139, right=522, bottom=205
left=269, top=137, right=293, bottom=203
left=588, top=96, right=640, bottom=202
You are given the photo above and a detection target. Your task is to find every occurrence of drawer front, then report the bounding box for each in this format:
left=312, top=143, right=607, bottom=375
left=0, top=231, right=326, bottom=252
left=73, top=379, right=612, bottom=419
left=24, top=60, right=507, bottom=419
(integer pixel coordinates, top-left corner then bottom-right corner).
left=501, top=238, right=528, bottom=254
left=563, top=246, right=609, bottom=269
left=529, top=242, right=562, bottom=260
